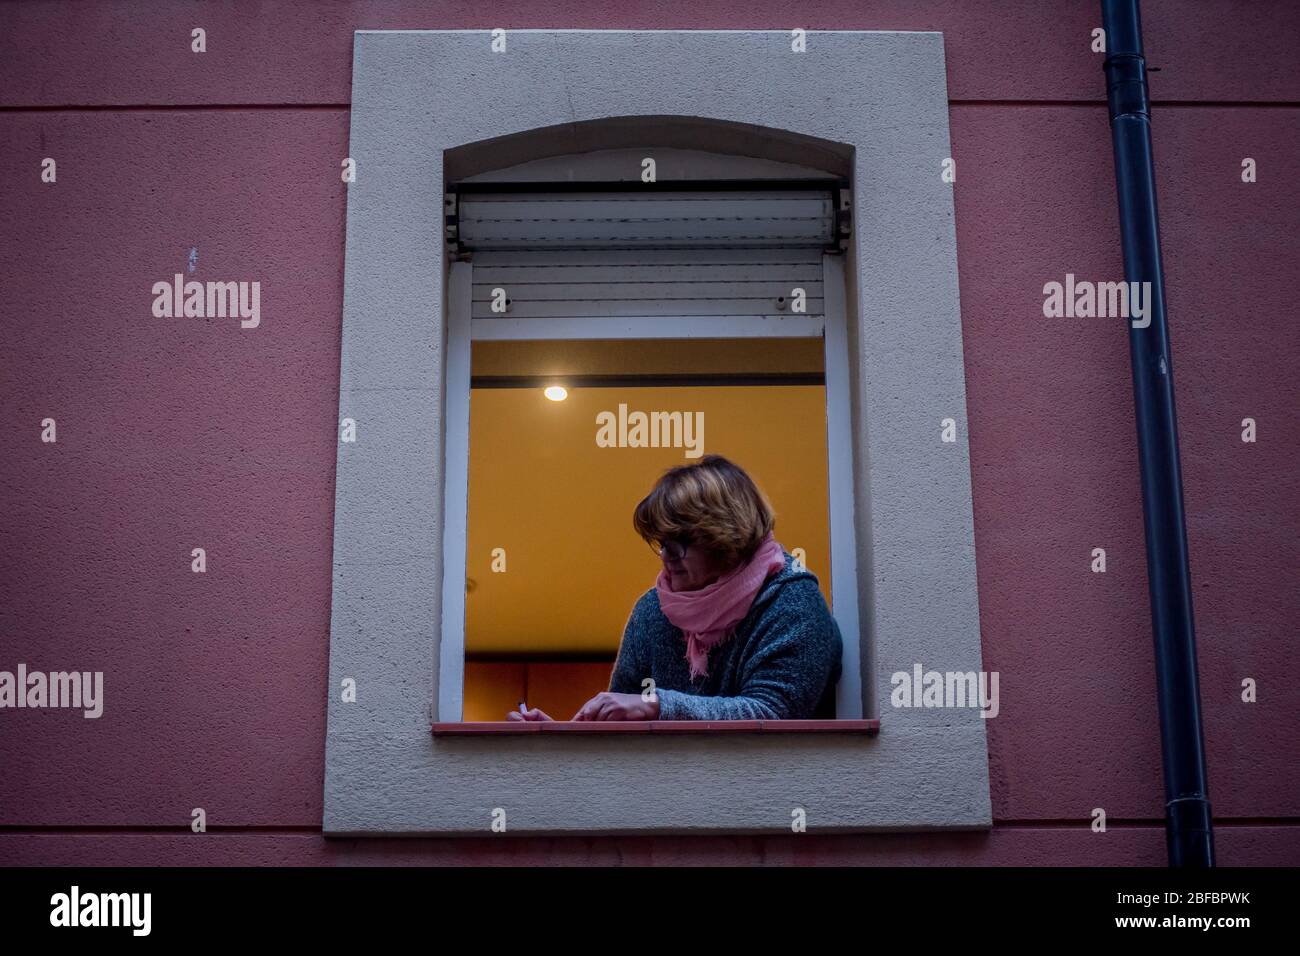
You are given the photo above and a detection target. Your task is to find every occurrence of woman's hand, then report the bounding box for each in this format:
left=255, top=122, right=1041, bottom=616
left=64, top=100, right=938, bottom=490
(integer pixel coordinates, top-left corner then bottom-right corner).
left=506, top=707, right=554, bottom=721
left=572, top=691, right=661, bottom=721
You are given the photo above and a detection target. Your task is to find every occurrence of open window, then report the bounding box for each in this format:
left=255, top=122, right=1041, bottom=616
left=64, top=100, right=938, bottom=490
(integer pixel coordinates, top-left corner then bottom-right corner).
left=438, top=178, right=865, bottom=722
left=462, top=339, right=833, bottom=720
left=326, top=29, right=989, bottom=835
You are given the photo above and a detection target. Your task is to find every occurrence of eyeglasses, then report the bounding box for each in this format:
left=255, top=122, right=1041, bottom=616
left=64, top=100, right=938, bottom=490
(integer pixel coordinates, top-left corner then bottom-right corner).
left=650, top=536, right=691, bottom=561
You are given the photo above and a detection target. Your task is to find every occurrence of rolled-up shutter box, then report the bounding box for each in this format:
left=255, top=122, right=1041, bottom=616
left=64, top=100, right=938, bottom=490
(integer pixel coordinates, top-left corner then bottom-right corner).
left=447, top=179, right=849, bottom=332
left=448, top=179, right=848, bottom=252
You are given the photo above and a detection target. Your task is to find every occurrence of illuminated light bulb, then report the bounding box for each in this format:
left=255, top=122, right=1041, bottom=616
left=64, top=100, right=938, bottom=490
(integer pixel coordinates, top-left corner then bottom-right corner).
left=544, top=385, right=568, bottom=402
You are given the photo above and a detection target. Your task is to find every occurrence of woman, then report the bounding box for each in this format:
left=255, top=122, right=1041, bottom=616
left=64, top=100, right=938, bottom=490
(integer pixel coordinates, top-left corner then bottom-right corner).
left=507, top=454, right=843, bottom=722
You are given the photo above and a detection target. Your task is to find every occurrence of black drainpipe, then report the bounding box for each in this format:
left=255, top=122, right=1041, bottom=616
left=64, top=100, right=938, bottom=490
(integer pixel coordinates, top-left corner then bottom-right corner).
left=1101, top=0, right=1214, bottom=867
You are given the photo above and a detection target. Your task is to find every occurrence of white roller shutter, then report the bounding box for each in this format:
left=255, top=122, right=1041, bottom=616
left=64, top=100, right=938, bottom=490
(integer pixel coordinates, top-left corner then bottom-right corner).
left=469, top=247, right=825, bottom=324
left=450, top=181, right=846, bottom=335
left=451, top=183, right=842, bottom=251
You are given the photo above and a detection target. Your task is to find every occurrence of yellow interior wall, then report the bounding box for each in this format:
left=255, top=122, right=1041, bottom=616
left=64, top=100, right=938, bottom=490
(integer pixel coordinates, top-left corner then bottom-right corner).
left=463, top=662, right=621, bottom=721
left=462, top=662, right=526, bottom=721
left=464, top=383, right=832, bottom=655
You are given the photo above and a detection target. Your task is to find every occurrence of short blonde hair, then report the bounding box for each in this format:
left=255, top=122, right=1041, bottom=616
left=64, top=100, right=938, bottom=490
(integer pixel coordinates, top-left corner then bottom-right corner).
left=632, top=455, right=775, bottom=567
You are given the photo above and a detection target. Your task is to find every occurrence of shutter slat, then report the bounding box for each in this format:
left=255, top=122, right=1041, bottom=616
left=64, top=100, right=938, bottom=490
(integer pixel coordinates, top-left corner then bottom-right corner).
left=457, top=189, right=835, bottom=250
left=472, top=281, right=823, bottom=302
left=472, top=299, right=824, bottom=319
left=472, top=247, right=824, bottom=266
left=474, top=264, right=823, bottom=283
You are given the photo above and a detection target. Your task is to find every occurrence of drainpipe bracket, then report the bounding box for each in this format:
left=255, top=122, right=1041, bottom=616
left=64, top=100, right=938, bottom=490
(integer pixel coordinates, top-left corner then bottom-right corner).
left=1104, top=52, right=1150, bottom=120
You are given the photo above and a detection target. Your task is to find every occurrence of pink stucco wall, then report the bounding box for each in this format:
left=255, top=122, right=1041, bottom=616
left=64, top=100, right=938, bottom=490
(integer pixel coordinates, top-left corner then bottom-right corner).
left=1, top=1, right=1296, bottom=865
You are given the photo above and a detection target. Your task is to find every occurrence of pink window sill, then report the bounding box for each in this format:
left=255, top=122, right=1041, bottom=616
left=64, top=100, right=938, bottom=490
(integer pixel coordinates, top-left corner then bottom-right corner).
left=432, top=719, right=880, bottom=736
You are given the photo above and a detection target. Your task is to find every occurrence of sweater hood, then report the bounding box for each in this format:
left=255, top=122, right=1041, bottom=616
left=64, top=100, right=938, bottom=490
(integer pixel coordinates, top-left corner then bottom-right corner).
left=749, top=550, right=823, bottom=614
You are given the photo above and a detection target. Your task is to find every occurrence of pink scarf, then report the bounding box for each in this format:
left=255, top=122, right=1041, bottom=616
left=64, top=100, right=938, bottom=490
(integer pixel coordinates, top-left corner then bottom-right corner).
left=655, top=532, right=787, bottom=680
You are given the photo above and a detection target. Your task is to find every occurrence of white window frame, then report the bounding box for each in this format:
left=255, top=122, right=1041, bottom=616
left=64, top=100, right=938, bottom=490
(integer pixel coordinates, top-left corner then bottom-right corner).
left=325, top=29, right=991, bottom=836
left=438, top=249, right=863, bottom=721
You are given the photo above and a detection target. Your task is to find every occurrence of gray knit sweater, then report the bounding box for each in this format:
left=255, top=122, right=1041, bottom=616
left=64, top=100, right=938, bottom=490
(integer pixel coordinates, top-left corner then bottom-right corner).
left=608, top=552, right=843, bottom=720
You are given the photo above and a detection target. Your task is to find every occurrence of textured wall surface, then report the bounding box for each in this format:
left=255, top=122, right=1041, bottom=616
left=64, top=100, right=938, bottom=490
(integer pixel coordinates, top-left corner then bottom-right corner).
left=0, top=0, right=1295, bottom=863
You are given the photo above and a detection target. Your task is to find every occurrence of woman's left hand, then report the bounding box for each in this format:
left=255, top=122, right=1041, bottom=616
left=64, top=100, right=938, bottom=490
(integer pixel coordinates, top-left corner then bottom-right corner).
left=572, top=691, right=661, bottom=721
